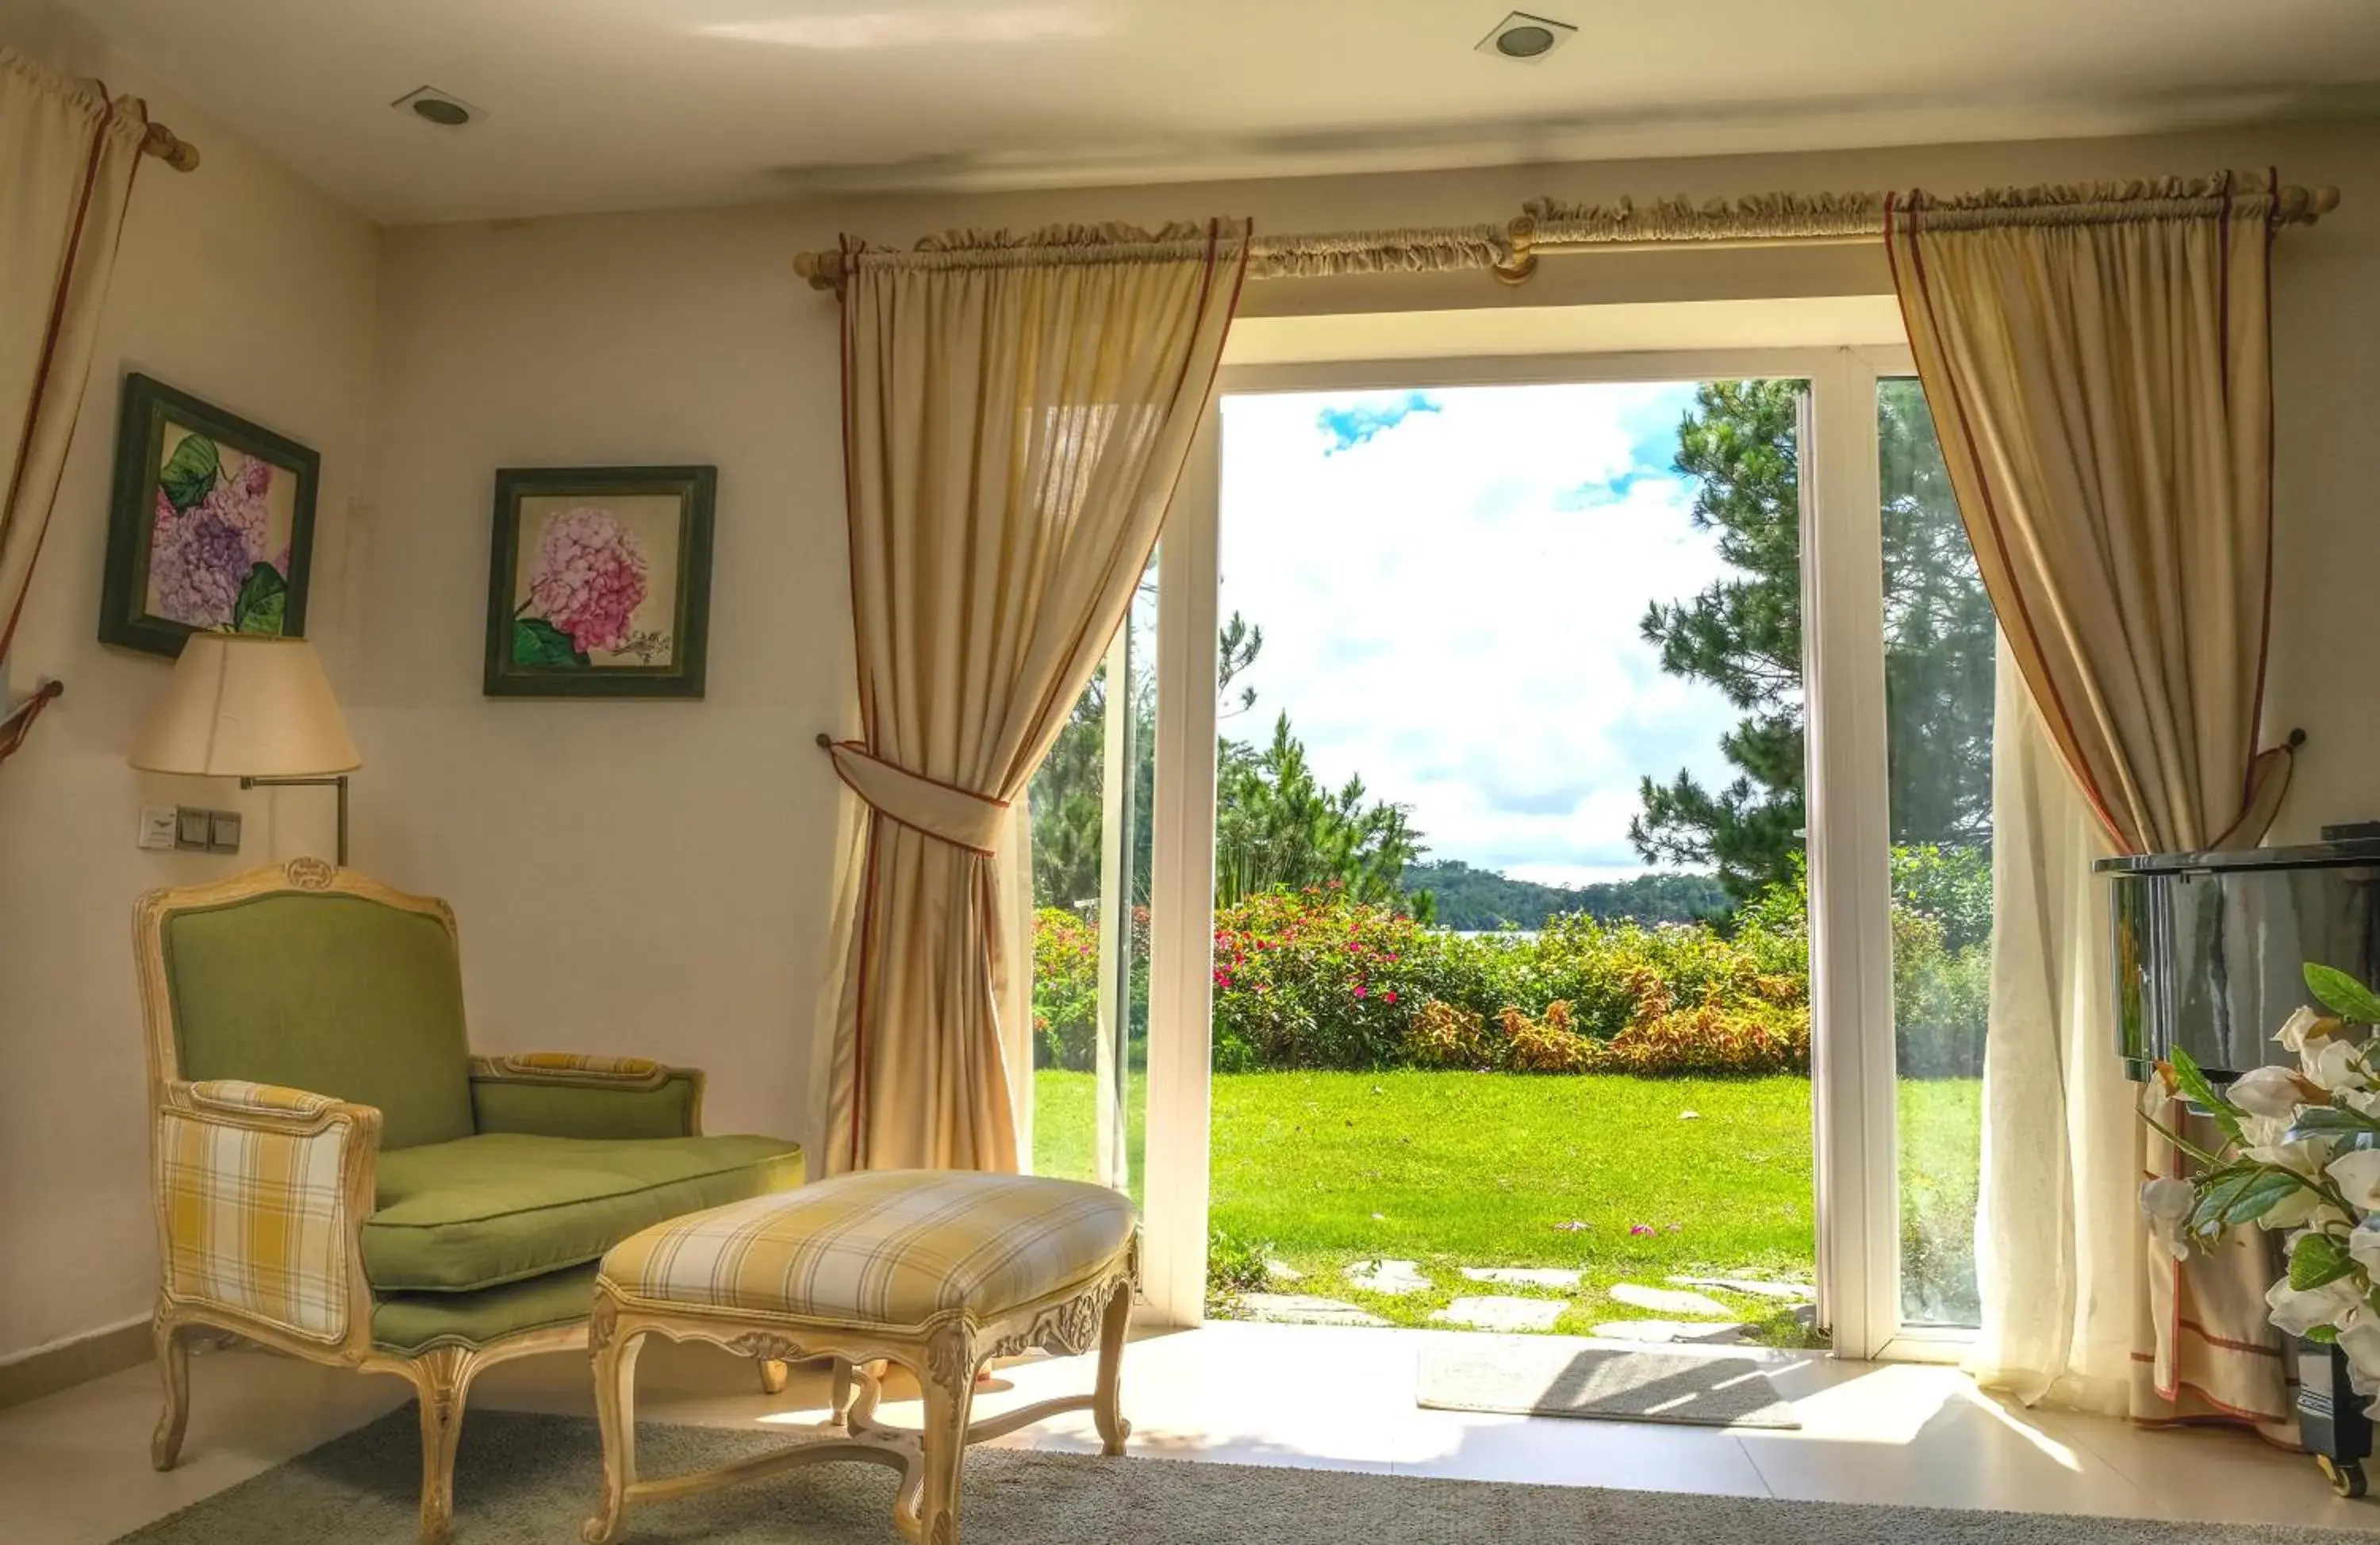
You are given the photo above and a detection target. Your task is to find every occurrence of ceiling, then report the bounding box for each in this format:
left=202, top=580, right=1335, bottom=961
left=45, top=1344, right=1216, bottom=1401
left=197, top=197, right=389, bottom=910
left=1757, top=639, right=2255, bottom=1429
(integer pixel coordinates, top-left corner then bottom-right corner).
left=46, top=0, right=2380, bottom=224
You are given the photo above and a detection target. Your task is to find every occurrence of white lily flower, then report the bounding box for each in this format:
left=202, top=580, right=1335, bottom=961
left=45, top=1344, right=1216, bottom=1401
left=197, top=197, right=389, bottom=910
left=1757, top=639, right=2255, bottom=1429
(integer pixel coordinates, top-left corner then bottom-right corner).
left=2349, top=1221, right=2380, bottom=1275
left=2245, top=1137, right=2335, bottom=1178
left=2305, top=1038, right=2371, bottom=1093
left=2140, top=1177, right=2195, bottom=1261
left=2244, top=1114, right=2294, bottom=1150
left=2268, top=1276, right=2363, bottom=1336
left=2342, top=1315, right=2380, bottom=1386
left=2332, top=1149, right=2380, bottom=1212
left=2279, top=1006, right=2344, bottom=1054
left=2229, top=1065, right=2314, bottom=1120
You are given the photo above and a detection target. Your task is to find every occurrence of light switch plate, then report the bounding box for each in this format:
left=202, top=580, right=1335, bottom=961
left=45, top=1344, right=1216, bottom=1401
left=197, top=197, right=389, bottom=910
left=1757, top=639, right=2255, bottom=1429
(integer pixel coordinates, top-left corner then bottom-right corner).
left=138, top=806, right=179, bottom=851
left=175, top=807, right=212, bottom=850
left=208, top=810, right=242, bottom=853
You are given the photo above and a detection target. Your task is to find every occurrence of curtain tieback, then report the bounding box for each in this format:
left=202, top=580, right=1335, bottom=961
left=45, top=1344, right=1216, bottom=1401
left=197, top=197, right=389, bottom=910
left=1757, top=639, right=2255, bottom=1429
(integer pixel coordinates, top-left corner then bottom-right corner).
left=819, top=737, right=1009, bottom=855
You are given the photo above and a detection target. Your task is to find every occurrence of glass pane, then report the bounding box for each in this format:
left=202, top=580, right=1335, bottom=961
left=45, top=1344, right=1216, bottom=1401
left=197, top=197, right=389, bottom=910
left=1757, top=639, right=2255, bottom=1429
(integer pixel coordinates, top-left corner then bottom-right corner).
left=1027, top=560, right=1154, bottom=1213
left=1879, top=377, right=1994, bottom=1328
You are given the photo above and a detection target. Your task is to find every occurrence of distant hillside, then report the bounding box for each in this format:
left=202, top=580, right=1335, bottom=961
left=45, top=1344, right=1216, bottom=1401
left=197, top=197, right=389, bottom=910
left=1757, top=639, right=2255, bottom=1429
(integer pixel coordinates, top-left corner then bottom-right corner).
left=1402, top=859, right=1728, bottom=930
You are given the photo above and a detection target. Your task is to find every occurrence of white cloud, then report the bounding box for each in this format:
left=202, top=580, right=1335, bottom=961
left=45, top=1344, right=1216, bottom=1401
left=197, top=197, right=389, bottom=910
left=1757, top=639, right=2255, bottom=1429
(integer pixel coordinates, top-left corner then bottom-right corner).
left=1219, top=382, right=1743, bottom=888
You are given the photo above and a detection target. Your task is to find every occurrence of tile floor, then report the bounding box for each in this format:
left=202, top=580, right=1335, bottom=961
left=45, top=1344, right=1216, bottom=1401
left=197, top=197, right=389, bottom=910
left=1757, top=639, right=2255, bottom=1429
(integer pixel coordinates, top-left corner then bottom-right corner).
left=0, top=1320, right=2364, bottom=1542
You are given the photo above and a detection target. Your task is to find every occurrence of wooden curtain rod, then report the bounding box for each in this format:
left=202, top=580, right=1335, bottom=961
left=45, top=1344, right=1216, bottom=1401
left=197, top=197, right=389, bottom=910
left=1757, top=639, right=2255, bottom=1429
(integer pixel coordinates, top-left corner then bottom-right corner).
left=140, top=121, right=199, bottom=171
left=793, top=180, right=2341, bottom=293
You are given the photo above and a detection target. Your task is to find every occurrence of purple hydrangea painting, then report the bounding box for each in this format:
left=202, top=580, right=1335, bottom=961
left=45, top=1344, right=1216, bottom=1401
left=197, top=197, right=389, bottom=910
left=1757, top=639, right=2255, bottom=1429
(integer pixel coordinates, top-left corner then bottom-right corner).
left=142, top=429, right=296, bottom=634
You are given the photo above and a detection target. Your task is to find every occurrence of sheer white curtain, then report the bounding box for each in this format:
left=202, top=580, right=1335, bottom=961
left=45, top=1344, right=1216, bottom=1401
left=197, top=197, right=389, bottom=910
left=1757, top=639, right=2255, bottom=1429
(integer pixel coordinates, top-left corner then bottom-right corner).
left=1968, top=644, right=2133, bottom=1411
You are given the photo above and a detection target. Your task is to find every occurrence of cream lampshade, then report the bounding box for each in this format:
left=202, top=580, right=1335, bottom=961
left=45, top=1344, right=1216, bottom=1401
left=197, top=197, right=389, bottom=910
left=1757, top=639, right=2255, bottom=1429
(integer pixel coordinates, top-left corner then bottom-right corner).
left=130, top=635, right=360, bottom=862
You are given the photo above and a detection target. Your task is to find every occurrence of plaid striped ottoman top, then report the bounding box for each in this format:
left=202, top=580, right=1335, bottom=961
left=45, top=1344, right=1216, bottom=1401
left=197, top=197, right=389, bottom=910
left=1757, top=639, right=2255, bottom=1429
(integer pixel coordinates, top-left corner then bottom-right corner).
left=598, top=1169, right=1135, bottom=1331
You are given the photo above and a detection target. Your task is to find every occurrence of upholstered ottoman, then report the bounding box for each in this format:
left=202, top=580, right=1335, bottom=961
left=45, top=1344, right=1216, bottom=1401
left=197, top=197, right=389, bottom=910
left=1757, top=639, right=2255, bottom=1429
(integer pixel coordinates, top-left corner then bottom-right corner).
left=582, top=1169, right=1138, bottom=1545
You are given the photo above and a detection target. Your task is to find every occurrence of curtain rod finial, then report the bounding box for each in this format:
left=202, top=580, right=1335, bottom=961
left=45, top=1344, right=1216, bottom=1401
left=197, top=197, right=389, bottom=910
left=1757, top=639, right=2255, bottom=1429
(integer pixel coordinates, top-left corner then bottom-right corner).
left=816, top=732, right=833, bottom=749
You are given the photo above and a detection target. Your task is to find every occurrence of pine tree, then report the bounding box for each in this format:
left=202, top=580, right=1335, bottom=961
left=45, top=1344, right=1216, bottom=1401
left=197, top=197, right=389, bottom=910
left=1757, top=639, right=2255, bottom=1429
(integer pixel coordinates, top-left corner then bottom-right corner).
left=1631, top=378, right=1994, bottom=901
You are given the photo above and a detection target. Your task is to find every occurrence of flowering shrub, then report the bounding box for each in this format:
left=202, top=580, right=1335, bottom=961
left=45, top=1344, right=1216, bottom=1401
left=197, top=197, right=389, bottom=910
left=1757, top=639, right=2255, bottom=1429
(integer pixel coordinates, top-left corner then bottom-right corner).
left=1210, top=887, right=1810, bottom=1076
left=1032, top=907, right=1102, bottom=1070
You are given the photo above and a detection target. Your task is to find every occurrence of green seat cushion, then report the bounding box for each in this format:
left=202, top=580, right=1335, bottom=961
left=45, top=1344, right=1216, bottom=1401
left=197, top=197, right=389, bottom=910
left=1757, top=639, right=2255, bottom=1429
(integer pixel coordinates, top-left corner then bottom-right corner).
left=162, top=893, right=474, bottom=1151
left=363, top=1132, right=804, bottom=1293
left=372, top=1264, right=601, bottom=1355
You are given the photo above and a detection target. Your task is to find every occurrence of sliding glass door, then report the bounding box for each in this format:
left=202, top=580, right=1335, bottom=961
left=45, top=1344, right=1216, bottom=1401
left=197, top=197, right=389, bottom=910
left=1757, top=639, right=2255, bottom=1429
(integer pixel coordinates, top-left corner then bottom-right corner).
left=1093, top=347, right=1994, bottom=1353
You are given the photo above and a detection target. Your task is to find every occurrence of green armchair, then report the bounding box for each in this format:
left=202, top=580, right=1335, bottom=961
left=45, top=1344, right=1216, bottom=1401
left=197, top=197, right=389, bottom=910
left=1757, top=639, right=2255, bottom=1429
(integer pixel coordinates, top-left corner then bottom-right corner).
left=136, top=858, right=804, bottom=1543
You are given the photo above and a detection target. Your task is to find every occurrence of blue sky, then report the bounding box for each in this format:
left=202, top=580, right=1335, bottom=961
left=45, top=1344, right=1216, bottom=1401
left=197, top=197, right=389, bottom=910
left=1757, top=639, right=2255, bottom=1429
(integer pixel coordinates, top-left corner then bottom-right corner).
left=1218, top=382, right=1740, bottom=888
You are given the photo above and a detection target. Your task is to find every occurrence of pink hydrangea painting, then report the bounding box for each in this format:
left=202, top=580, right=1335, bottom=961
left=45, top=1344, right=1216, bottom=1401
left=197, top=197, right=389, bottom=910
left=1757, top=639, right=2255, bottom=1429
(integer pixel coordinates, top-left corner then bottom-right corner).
left=510, top=504, right=674, bottom=669
left=487, top=469, right=712, bottom=698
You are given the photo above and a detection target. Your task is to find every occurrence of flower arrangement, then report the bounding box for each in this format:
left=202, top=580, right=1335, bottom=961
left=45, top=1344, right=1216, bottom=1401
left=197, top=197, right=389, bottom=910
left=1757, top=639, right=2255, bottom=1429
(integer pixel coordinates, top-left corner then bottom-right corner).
left=2142, top=961, right=2380, bottom=1409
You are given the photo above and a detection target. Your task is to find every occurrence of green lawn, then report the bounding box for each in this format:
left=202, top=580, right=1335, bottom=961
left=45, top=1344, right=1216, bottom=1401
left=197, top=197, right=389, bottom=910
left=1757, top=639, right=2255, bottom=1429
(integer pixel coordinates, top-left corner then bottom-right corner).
left=1038, top=1068, right=1989, bottom=1345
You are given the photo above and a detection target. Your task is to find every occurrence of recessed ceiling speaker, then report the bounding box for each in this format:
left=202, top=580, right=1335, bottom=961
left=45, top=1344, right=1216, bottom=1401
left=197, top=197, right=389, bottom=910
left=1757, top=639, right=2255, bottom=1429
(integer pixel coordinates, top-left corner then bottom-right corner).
left=392, top=86, right=479, bottom=128
left=1476, top=11, right=1577, bottom=62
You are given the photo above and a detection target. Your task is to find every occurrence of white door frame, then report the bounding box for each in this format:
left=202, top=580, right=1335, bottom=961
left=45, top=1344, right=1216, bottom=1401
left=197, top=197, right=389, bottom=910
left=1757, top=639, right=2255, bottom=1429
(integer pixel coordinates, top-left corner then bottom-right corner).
left=1138, top=347, right=1940, bottom=1359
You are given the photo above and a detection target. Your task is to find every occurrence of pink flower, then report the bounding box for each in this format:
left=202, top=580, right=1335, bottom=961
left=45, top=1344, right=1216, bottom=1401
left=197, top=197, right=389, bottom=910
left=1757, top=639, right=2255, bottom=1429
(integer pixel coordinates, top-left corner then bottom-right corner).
left=1629, top=1224, right=1655, bottom=1237
left=527, top=506, right=647, bottom=653
left=1352, top=984, right=1368, bottom=999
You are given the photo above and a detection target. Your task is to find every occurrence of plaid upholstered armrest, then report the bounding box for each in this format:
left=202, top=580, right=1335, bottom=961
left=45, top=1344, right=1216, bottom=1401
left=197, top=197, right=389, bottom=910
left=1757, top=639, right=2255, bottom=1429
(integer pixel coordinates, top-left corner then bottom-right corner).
left=466, top=1053, right=704, bottom=1139
left=154, top=1079, right=380, bottom=1351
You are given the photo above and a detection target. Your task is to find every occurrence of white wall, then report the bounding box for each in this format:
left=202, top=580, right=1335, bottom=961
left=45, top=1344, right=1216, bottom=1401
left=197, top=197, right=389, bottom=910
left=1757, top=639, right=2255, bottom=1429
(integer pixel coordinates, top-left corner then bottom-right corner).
left=0, top=19, right=380, bottom=1358
left=3, top=68, right=2376, bottom=1363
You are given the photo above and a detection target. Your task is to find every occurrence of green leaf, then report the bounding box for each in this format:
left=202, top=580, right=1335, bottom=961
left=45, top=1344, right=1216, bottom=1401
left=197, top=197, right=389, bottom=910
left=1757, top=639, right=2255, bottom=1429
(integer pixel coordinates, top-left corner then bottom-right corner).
left=512, top=616, right=588, bottom=669
left=2305, top=963, right=2380, bottom=1025
left=158, top=434, right=220, bottom=512
left=2291, top=1231, right=2359, bottom=1291
left=230, top=562, right=287, bottom=635
left=2289, top=1106, right=2380, bottom=1137
left=2221, top=1167, right=2307, bottom=1227
left=2168, top=1045, right=2245, bottom=1144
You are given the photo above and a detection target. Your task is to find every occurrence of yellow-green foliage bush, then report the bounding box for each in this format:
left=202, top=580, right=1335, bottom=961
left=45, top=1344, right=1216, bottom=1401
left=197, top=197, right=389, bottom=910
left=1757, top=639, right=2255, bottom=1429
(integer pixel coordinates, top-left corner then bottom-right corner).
left=1405, top=998, right=1491, bottom=1069
left=1500, top=1001, right=1598, bottom=1072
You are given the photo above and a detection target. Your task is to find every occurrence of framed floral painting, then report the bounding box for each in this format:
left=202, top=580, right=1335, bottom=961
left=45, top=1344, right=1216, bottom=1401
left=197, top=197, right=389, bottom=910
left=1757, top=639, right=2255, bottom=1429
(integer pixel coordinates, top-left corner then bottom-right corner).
left=98, top=374, right=319, bottom=657
left=482, top=466, right=716, bottom=698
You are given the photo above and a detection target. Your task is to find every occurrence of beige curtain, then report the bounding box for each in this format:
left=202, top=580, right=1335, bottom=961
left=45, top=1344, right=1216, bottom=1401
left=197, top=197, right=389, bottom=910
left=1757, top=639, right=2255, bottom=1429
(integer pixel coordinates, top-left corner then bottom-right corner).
left=0, top=47, right=148, bottom=667
left=1886, top=173, right=2288, bottom=857
left=820, top=220, right=1248, bottom=1175
left=1887, top=174, right=2292, bottom=1420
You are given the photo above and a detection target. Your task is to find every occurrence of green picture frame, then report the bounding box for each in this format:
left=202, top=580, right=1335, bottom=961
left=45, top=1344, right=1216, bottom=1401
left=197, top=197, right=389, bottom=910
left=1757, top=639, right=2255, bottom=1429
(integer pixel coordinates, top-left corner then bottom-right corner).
left=483, top=466, right=716, bottom=699
left=98, top=374, right=319, bottom=658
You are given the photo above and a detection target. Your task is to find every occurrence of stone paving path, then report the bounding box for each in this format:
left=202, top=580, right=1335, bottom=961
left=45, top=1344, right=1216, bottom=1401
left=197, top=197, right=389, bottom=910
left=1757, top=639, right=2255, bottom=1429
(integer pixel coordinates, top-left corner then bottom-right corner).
left=1231, top=1260, right=1818, bottom=1341
left=1345, top=1259, right=1432, bottom=1295
left=1237, top=1293, right=1389, bottom=1328
left=1432, top=1295, right=1565, bottom=1332
left=1606, top=1282, right=1737, bottom=1317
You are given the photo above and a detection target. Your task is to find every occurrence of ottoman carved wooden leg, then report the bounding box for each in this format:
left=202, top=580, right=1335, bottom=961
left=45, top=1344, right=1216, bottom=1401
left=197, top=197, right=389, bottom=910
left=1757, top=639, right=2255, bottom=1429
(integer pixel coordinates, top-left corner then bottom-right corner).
left=581, top=1171, right=1138, bottom=1545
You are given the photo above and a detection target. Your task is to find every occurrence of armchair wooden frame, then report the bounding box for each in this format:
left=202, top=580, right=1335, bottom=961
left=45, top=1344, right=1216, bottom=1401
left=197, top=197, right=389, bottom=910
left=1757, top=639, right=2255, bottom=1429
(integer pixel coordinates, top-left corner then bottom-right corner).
left=133, top=857, right=747, bottom=1545
left=582, top=1238, right=1138, bottom=1545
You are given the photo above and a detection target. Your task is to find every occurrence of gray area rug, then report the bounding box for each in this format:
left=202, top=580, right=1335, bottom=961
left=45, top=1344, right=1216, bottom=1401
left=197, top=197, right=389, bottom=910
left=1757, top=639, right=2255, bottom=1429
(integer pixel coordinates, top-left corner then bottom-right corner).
left=1418, top=1337, right=1802, bottom=1428
left=116, top=1406, right=2351, bottom=1543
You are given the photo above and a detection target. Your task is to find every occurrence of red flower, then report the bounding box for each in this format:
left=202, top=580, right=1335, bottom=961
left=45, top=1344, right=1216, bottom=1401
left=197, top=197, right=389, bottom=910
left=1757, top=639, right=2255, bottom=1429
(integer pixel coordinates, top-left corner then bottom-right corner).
left=1382, top=990, right=1398, bottom=1004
